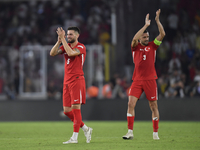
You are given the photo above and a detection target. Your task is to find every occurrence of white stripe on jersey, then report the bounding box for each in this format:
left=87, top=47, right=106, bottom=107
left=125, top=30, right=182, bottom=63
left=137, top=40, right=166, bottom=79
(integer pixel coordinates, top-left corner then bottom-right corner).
left=80, top=90, right=82, bottom=104
left=129, top=88, right=131, bottom=94
left=81, top=54, right=84, bottom=66
left=77, top=45, right=84, bottom=49
left=156, top=87, right=158, bottom=100
left=132, top=51, right=135, bottom=63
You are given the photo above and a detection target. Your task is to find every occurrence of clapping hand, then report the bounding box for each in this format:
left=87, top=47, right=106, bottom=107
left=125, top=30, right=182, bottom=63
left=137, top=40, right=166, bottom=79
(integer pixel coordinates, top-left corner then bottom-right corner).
left=145, top=13, right=151, bottom=26
left=56, top=27, right=65, bottom=39
left=155, top=9, right=161, bottom=22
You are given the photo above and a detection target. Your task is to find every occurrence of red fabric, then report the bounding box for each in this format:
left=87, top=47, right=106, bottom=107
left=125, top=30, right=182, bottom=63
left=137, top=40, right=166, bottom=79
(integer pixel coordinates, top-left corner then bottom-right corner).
left=152, top=119, right=159, bottom=132
left=127, top=116, right=135, bottom=130
left=131, top=41, right=159, bottom=81
left=72, top=109, right=82, bottom=132
left=62, top=78, right=86, bottom=107
left=64, top=111, right=84, bottom=127
left=60, top=42, right=86, bottom=84
left=129, top=80, right=158, bottom=101
left=64, top=111, right=74, bottom=122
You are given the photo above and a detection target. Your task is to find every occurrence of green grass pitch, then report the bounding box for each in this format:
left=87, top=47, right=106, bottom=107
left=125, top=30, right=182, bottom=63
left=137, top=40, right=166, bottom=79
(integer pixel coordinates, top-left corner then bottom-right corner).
left=0, top=121, right=199, bottom=150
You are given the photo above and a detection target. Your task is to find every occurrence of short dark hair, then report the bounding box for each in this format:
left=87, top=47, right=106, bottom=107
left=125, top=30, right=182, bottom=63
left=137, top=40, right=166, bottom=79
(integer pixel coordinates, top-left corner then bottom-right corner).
left=67, top=26, right=80, bottom=34
left=143, top=30, right=148, bottom=33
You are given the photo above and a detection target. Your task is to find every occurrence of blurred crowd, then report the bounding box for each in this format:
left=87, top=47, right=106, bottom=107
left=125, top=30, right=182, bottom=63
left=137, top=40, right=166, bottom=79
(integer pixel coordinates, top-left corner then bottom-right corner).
left=0, top=0, right=200, bottom=100
left=0, top=0, right=111, bottom=99
left=156, top=0, right=200, bottom=98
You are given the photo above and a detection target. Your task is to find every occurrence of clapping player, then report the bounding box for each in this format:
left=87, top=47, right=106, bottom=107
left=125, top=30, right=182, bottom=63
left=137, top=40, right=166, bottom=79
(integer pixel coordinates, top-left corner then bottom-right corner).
left=50, top=27, right=93, bottom=144
left=122, top=9, right=165, bottom=140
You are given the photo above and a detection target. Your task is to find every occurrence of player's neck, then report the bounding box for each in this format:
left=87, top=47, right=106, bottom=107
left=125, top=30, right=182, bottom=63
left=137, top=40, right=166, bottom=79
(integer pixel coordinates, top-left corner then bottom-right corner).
left=70, top=40, right=79, bottom=48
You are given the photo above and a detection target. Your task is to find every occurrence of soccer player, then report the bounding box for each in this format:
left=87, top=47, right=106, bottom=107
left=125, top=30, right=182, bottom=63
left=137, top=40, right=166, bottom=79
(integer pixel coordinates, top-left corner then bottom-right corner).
left=122, top=9, right=165, bottom=140
left=50, top=26, right=93, bottom=144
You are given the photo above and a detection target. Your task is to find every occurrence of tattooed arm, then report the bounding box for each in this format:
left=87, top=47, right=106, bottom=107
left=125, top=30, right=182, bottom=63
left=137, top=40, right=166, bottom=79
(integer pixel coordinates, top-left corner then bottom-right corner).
left=50, top=36, right=63, bottom=56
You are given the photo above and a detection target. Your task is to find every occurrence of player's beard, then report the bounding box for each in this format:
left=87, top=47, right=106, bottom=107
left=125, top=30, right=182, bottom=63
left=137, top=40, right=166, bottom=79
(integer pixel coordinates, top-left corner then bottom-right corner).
left=141, top=40, right=149, bottom=46
left=67, top=38, right=76, bottom=43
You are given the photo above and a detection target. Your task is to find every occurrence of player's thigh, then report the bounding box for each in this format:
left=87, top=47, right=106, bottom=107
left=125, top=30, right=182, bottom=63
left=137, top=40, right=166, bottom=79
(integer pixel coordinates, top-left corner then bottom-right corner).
left=63, top=84, right=71, bottom=107
left=143, top=80, right=158, bottom=101
left=69, top=79, right=86, bottom=105
left=129, top=81, right=143, bottom=99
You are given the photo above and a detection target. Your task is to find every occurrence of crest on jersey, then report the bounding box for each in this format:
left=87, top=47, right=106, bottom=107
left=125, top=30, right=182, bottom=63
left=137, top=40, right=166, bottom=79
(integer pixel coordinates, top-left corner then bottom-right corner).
left=144, top=47, right=150, bottom=52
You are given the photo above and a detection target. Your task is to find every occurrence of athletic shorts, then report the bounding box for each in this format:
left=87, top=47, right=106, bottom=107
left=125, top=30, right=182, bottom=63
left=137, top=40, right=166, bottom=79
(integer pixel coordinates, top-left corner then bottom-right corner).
left=129, top=80, right=158, bottom=101
left=63, top=77, right=86, bottom=107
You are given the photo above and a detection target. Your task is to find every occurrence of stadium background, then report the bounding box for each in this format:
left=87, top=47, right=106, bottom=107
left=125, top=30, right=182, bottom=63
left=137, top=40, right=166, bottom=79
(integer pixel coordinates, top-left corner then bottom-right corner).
left=0, top=0, right=200, bottom=121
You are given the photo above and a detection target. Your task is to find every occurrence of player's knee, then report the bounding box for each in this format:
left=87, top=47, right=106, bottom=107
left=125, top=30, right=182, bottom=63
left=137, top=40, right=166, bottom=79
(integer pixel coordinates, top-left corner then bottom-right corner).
left=128, top=100, right=136, bottom=108
left=63, top=107, right=72, bottom=113
left=151, top=106, right=157, bottom=112
left=149, top=103, right=158, bottom=111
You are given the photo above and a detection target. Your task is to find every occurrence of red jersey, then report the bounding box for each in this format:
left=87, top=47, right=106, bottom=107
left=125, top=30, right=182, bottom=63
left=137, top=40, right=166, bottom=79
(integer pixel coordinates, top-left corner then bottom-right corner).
left=131, top=41, right=159, bottom=81
left=60, top=42, right=86, bottom=84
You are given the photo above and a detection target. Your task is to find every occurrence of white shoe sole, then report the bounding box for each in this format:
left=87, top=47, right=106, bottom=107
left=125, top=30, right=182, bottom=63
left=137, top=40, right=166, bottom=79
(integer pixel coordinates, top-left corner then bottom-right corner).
left=63, top=138, right=78, bottom=144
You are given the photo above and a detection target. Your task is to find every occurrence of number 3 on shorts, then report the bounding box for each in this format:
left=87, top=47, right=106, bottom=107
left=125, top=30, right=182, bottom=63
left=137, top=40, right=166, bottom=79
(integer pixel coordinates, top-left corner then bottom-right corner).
left=143, top=55, right=146, bottom=60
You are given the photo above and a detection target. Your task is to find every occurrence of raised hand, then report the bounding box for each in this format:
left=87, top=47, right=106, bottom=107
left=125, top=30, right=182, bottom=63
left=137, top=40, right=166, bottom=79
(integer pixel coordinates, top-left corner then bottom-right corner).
left=56, top=27, right=65, bottom=39
left=145, top=13, right=151, bottom=26
left=57, top=35, right=66, bottom=43
left=155, top=9, right=161, bottom=22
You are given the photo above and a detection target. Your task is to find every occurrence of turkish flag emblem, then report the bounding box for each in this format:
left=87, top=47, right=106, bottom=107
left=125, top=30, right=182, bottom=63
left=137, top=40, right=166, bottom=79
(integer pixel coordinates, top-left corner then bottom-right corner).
left=144, top=47, right=150, bottom=52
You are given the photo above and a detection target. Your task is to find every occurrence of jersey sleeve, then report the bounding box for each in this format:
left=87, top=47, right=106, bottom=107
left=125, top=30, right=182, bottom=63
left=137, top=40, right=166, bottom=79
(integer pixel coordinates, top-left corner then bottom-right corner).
left=77, top=44, right=86, bottom=54
left=151, top=41, right=160, bottom=50
left=131, top=44, right=139, bottom=51
left=59, top=45, right=65, bottom=54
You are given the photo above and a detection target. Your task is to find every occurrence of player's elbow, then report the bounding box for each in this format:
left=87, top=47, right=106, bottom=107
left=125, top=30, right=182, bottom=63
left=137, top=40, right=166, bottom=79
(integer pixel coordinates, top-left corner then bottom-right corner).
left=67, top=52, right=75, bottom=57
left=161, top=31, right=166, bottom=38
left=50, top=51, right=55, bottom=56
left=157, top=32, right=166, bottom=41
left=162, top=32, right=166, bottom=37
left=131, top=39, right=138, bottom=48
left=68, top=51, right=79, bottom=57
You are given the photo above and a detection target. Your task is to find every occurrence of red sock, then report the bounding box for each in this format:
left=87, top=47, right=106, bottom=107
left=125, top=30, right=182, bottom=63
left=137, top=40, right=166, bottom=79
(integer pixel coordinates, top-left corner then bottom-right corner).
left=127, top=116, right=135, bottom=130
left=152, top=119, right=159, bottom=132
left=64, top=111, right=84, bottom=127
left=72, top=109, right=82, bottom=132
left=64, top=111, right=74, bottom=122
